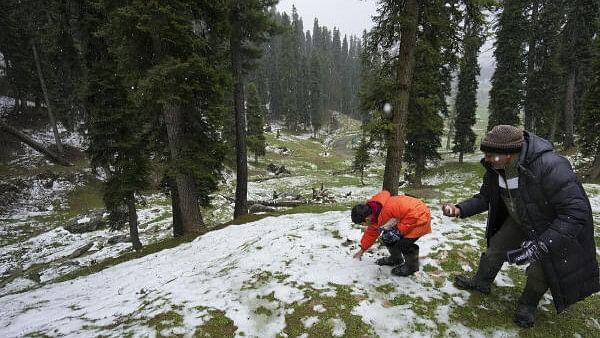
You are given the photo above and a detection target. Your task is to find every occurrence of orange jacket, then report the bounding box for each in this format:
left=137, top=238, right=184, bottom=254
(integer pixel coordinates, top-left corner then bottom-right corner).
left=360, top=191, right=432, bottom=250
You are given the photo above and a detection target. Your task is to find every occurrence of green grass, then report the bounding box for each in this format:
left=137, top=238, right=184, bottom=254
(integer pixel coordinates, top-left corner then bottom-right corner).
left=264, top=132, right=348, bottom=172
left=280, top=283, right=374, bottom=337
left=194, top=308, right=237, bottom=338
left=64, top=180, right=104, bottom=217
left=147, top=310, right=184, bottom=337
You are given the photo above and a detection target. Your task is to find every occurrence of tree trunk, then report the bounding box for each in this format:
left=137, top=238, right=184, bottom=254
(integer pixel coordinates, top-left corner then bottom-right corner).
left=563, top=70, right=576, bottom=148
left=0, top=119, right=72, bottom=166
left=163, top=103, right=203, bottom=233
left=126, top=191, right=143, bottom=251
left=524, top=0, right=539, bottom=131
left=459, top=151, right=464, bottom=164
left=549, top=107, right=558, bottom=144
left=32, top=42, right=63, bottom=154
left=167, top=176, right=184, bottom=237
left=231, top=0, right=248, bottom=218
left=587, top=154, right=600, bottom=182
left=382, top=0, right=419, bottom=195
left=414, top=152, right=424, bottom=187
left=446, top=111, right=455, bottom=150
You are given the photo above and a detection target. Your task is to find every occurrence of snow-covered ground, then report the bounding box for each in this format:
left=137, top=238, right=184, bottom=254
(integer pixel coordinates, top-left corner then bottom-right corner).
left=0, top=208, right=523, bottom=337
left=1, top=186, right=598, bottom=337
left=1, top=112, right=599, bottom=337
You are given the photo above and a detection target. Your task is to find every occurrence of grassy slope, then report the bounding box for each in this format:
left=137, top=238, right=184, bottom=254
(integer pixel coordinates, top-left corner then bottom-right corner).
left=4, top=113, right=600, bottom=337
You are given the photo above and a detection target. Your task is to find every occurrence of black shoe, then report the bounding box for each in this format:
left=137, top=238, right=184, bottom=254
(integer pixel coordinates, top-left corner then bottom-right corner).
left=391, top=245, right=419, bottom=276
left=454, top=275, right=491, bottom=294
left=514, top=304, right=536, bottom=328
left=391, top=263, right=417, bottom=276
left=376, top=255, right=404, bottom=266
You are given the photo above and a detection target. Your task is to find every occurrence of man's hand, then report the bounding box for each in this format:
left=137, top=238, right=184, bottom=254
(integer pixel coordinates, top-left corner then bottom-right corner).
left=353, top=248, right=366, bottom=260
left=442, top=203, right=460, bottom=217
left=507, top=240, right=549, bottom=265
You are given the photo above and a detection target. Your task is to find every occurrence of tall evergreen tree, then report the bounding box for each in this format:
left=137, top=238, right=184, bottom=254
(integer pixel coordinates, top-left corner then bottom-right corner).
left=523, top=0, right=563, bottom=139
left=230, top=0, right=277, bottom=218
left=309, top=53, right=323, bottom=137
left=558, top=0, right=599, bottom=148
left=101, top=0, right=230, bottom=233
left=487, top=0, right=527, bottom=130
left=405, top=0, right=459, bottom=185
left=353, top=135, right=371, bottom=186
left=82, top=2, right=146, bottom=249
left=579, top=35, right=600, bottom=181
left=370, top=0, right=419, bottom=195
left=453, top=0, right=485, bottom=163
left=279, top=13, right=299, bottom=130
left=246, top=83, right=266, bottom=163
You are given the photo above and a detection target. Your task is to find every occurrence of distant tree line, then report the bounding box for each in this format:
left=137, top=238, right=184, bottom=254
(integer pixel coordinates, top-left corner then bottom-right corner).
left=357, top=0, right=600, bottom=187
left=249, top=7, right=363, bottom=134
left=0, top=1, right=366, bottom=248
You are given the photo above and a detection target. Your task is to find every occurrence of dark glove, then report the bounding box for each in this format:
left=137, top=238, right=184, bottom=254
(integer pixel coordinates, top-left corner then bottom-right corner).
left=380, top=227, right=403, bottom=244
left=507, top=240, right=549, bottom=265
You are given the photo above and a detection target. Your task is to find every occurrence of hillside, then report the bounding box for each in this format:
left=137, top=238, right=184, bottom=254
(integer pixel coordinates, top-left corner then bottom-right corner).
left=0, top=113, right=599, bottom=337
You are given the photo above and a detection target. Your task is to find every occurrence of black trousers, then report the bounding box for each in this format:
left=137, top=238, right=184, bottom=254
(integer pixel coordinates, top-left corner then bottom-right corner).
left=384, top=237, right=418, bottom=257
left=477, top=217, right=548, bottom=305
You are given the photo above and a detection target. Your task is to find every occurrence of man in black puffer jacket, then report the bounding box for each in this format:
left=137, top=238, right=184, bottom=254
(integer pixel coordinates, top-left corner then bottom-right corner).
left=442, top=125, right=599, bottom=328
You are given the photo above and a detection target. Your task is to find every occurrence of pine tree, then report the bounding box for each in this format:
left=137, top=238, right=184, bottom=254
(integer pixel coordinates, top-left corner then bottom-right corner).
left=404, top=0, right=459, bottom=185
left=247, top=83, right=266, bottom=163
left=558, top=0, right=599, bottom=148
left=370, top=0, right=419, bottom=195
left=330, top=28, right=343, bottom=112
left=523, top=0, right=563, bottom=139
left=100, top=0, right=230, bottom=233
left=579, top=35, right=600, bottom=181
left=230, top=0, right=277, bottom=218
left=279, top=13, right=299, bottom=130
left=309, top=53, right=323, bottom=137
left=340, top=35, right=351, bottom=115
left=0, top=0, right=69, bottom=152
left=453, top=0, right=485, bottom=163
left=81, top=2, right=146, bottom=249
left=487, top=0, right=527, bottom=130
left=353, top=135, right=371, bottom=186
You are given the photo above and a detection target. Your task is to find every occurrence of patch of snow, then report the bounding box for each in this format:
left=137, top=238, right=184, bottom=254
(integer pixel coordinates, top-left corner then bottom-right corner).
left=329, top=318, right=346, bottom=337
left=301, top=316, right=318, bottom=328
left=313, top=304, right=326, bottom=313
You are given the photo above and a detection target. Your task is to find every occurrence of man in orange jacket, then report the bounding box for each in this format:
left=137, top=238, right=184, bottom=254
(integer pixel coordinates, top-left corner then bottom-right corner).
left=351, top=190, right=432, bottom=276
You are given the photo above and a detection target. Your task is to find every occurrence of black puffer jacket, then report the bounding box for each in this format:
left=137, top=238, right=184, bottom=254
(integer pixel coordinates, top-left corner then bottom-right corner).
left=458, top=131, right=599, bottom=313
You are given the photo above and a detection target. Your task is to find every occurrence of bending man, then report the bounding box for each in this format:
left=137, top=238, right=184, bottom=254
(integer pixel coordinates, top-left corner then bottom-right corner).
left=442, top=125, right=599, bottom=328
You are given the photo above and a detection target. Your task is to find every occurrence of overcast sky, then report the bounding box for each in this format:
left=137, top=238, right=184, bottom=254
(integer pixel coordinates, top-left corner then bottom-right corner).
left=276, top=0, right=378, bottom=37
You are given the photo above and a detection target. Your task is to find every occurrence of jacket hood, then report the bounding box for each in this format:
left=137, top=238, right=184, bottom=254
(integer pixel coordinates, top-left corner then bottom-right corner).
left=519, top=131, right=553, bottom=165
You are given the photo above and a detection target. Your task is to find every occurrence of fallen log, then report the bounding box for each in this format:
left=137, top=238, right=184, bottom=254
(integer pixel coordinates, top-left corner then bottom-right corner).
left=248, top=200, right=308, bottom=207
left=68, top=242, right=94, bottom=259
left=0, top=119, right=73, bottom=166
